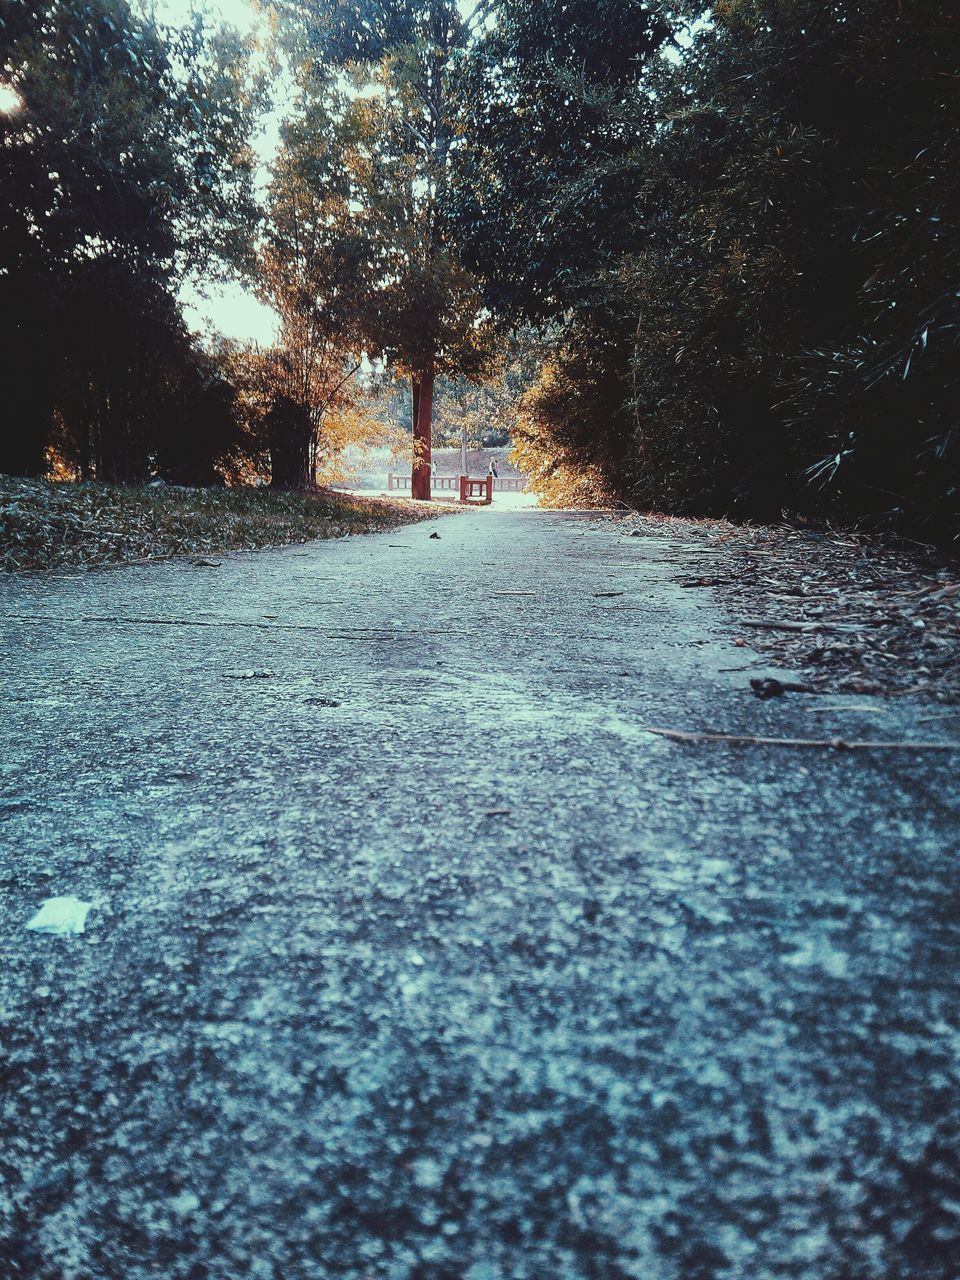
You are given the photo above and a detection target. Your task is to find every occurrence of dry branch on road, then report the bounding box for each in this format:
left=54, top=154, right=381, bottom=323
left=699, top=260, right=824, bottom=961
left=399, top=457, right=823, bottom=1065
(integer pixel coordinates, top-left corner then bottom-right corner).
left=644, top=727, right=960, bottom=751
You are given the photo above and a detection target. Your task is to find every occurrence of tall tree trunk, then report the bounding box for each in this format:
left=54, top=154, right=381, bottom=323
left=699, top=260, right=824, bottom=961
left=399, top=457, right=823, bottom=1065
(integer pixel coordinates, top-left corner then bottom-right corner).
left=412, top=378, right=421, bottom=438
left=411, top=370, right=433, bottom=501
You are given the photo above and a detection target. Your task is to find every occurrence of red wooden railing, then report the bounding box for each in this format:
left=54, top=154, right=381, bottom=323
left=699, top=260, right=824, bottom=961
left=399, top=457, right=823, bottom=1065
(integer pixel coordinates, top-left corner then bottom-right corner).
left=387, top=473, right=526, bottom=496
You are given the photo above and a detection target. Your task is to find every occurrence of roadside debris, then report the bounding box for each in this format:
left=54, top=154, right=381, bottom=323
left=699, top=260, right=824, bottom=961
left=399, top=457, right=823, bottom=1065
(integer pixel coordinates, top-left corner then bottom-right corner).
left=0, top=476, right=441, bottom=573
left=617, top=513, right=960, bottom=702
left=644, top=727, right=959, bottom=751
left=750, top=677, right=817, bottom=699
left=741, top=618, right=852, bottom=633
left=26, top=896, right=93, bottom=935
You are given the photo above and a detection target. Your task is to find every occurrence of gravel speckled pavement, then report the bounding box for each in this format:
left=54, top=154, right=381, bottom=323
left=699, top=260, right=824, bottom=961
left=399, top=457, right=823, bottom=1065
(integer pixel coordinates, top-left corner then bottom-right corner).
left=2, top=508, right=959, bottom=1280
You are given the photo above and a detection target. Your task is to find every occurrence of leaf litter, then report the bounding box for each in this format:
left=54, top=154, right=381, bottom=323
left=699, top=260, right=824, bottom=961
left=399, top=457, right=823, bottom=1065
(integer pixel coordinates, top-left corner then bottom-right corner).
left=619, top=512, right=960, bottom=703
left=0, top=478, right=452, bottom=573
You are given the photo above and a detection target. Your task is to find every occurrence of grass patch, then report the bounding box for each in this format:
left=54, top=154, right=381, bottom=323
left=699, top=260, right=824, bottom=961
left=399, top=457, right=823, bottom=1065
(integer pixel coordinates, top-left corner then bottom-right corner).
left=0, top=479, right=449, bottom=572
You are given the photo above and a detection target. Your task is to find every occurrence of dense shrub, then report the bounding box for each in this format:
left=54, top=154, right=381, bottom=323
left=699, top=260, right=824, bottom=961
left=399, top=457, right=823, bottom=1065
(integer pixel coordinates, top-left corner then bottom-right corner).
left=467, top=0, right=960, bottom=535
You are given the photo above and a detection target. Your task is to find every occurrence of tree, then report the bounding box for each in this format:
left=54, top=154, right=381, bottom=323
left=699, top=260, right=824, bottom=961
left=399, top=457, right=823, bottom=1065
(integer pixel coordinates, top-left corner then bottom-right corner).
left=448, top=0, right=674, bottom=506
left=428, top=329, right=542, bottom=450
left=0, top=0, right=264, bottom=480
left=252, top=87, right=371, bottom=488
left=284, top=0, right=497, bottom=499
left=455, top=0, right=671, bottom=323
left=617, top=0, right=960, bottom=530
left=459, top=0, right=960, bottom=537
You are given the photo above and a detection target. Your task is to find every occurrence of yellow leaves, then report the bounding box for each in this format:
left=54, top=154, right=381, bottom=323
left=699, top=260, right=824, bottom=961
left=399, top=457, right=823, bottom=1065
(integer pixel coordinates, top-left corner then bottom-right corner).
left=509, top=433, right=610, bottom=509
left=314, top=401, right=401, bottom=483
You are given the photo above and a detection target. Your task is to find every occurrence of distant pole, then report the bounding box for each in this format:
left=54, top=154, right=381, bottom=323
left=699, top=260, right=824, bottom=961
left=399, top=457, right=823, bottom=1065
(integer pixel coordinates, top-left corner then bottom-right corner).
left=460, top=424, right=467, bottom=479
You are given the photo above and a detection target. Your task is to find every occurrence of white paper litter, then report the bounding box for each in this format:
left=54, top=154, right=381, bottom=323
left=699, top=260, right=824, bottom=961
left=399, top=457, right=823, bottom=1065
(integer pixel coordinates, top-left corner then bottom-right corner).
left=26, top=896, right=93, bottom=936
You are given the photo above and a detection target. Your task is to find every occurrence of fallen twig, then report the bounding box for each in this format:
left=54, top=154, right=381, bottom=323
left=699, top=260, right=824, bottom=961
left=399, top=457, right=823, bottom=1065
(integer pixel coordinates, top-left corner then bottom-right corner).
left=741, top=618, right=860, bottom=634
left=802, top=703, right=890, bottom=714
left=643, top=727, right=959, bottom=751
left=750, top=677, right=818, bottom=698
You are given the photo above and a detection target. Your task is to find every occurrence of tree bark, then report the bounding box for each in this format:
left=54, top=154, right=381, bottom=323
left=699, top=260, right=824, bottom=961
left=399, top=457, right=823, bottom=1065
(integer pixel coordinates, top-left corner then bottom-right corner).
left=268, top=395, right=313, bottom=490
left=411, top=370, right=433, bottom=501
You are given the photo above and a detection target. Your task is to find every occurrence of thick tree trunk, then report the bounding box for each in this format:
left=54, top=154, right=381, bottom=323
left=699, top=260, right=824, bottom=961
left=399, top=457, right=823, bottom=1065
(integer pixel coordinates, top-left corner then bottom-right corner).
left=411, top=371, right=433, bottom=501
left=0, top=389, right=51, bottom=476
left=96, top=416, right=147, bottom=485
left=0, top=284, right=55, bottom=477
left=270, top=431, right=312, bottom=489
left=268, top=395, right=313, bottom=490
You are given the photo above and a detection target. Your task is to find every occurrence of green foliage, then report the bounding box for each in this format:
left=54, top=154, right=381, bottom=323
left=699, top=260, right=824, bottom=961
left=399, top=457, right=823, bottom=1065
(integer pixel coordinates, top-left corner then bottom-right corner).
left=285, top=0, right=498, bottom=448
left=619, top=0, right=960, bottom=533
left=421, top=329, right=538, bottom=447
left=456, top=0, right=670, bottom=321
left=461, top=0, right=960, bottom=537
left=361, top=328, right=540, bottom=453
left=0, top=0, right=265, bottom=480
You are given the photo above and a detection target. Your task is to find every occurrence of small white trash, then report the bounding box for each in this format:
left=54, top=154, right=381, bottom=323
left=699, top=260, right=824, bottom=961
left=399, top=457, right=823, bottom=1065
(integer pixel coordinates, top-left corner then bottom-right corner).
left=26, top=896, right=93, bottom=936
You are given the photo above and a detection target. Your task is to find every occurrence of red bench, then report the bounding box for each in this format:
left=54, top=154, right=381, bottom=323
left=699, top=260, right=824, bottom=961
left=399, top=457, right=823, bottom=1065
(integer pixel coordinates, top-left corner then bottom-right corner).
left=459, top=476, right=493, bottom=504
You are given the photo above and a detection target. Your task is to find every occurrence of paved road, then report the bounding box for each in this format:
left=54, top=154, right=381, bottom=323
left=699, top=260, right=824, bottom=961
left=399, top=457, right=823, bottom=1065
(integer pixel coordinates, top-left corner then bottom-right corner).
left=2, top=509, right=959, bottom=1280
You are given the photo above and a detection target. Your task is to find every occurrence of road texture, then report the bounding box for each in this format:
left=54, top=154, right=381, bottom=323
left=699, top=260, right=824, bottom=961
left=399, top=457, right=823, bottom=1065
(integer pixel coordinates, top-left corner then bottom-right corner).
left=2, top=507, right=959, bottom=1280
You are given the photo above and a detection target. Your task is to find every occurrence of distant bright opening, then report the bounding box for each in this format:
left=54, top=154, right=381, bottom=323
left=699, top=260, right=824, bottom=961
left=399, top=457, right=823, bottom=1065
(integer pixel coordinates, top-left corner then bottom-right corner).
left=0, top=83, right=23, bottom=115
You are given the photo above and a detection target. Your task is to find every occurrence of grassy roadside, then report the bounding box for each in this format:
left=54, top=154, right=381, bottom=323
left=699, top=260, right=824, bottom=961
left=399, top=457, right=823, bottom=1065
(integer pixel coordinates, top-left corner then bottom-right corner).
left=0, top=478, right=450, bottom=573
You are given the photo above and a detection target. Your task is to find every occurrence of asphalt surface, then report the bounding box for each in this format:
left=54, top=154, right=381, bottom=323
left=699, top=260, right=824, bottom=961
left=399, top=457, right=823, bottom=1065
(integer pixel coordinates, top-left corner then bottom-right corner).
left=2, top=507, right=959, bottom=1280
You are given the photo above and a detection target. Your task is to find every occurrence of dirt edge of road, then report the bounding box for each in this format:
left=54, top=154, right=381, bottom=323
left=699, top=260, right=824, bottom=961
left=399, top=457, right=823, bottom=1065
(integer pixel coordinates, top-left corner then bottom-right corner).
left=613, top=511, right=960, bottom=705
